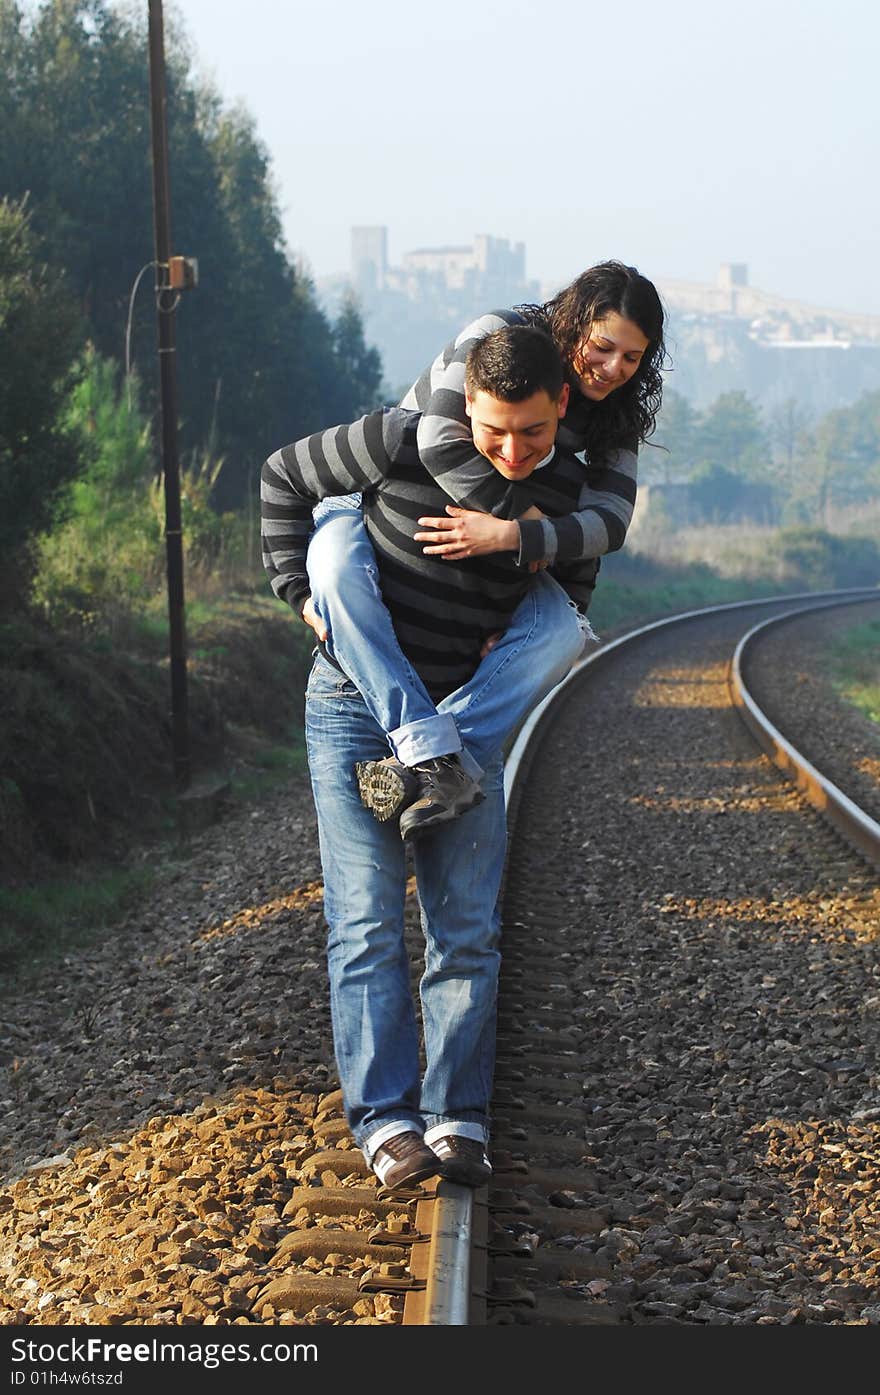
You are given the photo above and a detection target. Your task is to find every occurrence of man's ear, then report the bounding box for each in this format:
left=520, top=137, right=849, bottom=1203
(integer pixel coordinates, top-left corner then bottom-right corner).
left=464, top=390, right=473, bottom=419
left=557, top=382, right=570, bottom=418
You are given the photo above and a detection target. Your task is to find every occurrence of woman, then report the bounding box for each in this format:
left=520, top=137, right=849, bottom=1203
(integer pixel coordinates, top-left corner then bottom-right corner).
left=402, top=258, right=665, bottom=567
left=302, top=260, right=666, bottom=835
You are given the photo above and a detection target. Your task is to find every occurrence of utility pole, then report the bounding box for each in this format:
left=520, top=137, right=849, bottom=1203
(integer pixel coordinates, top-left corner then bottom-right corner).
left=147, top=0, right=190, bottom=793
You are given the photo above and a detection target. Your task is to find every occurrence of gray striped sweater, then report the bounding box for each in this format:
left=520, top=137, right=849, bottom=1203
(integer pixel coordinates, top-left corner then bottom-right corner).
left=261, top=408, right=598, bottom=700
left=400, top=308, right=639, bottom=567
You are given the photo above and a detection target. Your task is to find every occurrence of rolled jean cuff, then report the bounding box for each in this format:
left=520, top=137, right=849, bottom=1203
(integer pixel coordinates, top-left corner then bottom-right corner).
left=389, top=713, right=462, bottom=767
left=363, top=1118, right=425, bottom=1164
left=423, top=1121, right=488, bottom=1147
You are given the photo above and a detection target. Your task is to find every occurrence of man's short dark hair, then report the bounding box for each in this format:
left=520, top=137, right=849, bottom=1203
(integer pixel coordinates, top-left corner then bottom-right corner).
left=464, top=324, right=565, bottom=403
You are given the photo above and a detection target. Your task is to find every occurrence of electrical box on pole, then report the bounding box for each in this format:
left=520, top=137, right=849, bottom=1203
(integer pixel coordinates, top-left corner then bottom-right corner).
left=168, top=255, right=198, bottom=290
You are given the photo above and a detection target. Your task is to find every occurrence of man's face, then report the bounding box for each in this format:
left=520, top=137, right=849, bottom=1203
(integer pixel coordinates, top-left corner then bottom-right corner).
left=465, top=383, right=570, bottom=481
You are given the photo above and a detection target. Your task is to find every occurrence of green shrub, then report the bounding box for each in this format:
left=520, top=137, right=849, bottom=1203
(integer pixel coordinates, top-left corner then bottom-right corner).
left=777, top=527, right=880, bottom=590
left=32, top=347, right=249, bottom=635
left=32, top=348, right=162, bottom=633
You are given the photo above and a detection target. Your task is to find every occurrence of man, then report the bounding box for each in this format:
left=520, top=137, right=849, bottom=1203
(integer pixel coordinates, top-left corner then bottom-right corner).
left=261, top=326, right=594, bottom=1190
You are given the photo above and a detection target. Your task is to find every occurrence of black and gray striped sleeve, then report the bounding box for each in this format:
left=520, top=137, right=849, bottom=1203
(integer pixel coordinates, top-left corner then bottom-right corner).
left=401, top=309, right=535, bottom=518
left=260, top=409, right=407, bottom=613
left=516, top=446, right=639, bottom=566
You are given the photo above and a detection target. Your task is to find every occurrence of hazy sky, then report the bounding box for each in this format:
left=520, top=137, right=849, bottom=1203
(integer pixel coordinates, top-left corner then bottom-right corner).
left=151, top=0, right=878, bottom=314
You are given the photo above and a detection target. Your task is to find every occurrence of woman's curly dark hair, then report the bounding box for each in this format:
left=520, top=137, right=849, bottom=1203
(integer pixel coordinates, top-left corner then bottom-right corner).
left=517, top=260, right=667, bottom=462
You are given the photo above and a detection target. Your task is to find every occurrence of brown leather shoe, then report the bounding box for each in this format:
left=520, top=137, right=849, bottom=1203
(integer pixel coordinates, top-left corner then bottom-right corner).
left=429, top=1135, right=492, bottom=1186
left=370, top=1130, right=444, bottom=1188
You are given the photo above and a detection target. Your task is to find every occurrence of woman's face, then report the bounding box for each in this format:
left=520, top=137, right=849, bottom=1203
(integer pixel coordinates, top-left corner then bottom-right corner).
left=571, top=311, right=650, bottom=401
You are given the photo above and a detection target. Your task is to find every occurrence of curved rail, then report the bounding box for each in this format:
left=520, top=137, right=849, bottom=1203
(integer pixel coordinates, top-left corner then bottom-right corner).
left=506, top=584, right=879, bottom=807
left=416, top=585, right=879, bottom=1324
left=729, top=600, right=880, bottom=869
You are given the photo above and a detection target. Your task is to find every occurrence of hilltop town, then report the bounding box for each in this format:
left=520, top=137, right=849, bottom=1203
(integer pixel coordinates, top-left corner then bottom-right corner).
left=317, top=228, right=880, bottom=413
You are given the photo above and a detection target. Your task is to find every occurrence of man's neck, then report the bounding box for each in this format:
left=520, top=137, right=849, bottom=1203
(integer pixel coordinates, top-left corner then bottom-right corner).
left=534, top=444, right=556, bottom=471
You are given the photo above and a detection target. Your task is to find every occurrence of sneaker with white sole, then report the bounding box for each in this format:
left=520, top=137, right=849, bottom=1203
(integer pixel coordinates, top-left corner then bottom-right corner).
left=370, top=1130, right=444, bottom=1189
left=429, top=1135, right=492, bottom=1186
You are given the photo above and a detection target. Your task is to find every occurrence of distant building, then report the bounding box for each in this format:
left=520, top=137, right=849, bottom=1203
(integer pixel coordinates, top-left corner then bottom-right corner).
left=351, top=226, right=533, bottom=305
left=340, top=226, right=540, bottom=388
left=351, top=226, right=388, bottom=294
left=716, top=261, right=749, bottom=302
left=400, top=234, right=526, bottom=294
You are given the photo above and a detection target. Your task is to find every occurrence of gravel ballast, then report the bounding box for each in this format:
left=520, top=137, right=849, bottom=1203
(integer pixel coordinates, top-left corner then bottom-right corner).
left=1, top=596, right=878, bottom=1327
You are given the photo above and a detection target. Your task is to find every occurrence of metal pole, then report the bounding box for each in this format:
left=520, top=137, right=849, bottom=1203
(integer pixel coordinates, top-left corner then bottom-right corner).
left=147, top=0, right=190, bottom=792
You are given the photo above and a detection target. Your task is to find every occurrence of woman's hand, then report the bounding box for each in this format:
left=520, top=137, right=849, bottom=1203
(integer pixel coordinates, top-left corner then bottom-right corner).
left=415, top=505, right=521, bottom=559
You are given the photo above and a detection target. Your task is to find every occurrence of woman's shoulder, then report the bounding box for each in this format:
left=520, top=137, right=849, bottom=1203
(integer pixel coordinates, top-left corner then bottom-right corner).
left=451, top=306, right=527, bottom=346
left=401, top=306, right=546, bottom=410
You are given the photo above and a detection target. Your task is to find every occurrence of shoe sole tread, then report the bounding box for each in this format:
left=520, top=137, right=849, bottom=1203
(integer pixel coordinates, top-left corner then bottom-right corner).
left=355, top=762, right=409, bottom=821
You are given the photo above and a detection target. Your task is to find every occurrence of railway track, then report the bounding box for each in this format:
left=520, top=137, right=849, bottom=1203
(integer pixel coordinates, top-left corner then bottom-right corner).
left=2, top=588, right=878, bottom=1331
left=731, top=601, right=880, bottom=866
left=404, top=587, right=880, bottom=1327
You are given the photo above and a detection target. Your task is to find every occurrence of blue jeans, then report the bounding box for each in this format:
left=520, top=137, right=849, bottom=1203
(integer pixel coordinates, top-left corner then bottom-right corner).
left=305, top=655, right=506, bottom=1158
left=307, top=502, right=589, bottom=775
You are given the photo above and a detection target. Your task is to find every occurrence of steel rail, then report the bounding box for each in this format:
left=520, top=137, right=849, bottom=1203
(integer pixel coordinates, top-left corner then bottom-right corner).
left=421, top=1182, right=475, bottom=1323
left=418, top=585, right=879, bottom=1324
left=729, top=599, right=880, bottom=868
left=402, top=1180, right=477, bottom=1325
left=505, top=585, right=879, bottom=806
